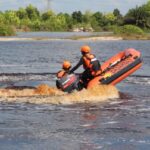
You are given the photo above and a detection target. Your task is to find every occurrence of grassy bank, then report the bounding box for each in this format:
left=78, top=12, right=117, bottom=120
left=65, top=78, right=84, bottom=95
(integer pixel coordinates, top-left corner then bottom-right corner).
left=0, top=29, right=150, bottom=41
left=121, top=34, right=150, bottom=40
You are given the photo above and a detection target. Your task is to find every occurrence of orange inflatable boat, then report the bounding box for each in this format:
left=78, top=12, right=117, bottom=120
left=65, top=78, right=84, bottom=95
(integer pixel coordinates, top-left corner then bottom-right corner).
left=87, top=48, right=142, bottom=88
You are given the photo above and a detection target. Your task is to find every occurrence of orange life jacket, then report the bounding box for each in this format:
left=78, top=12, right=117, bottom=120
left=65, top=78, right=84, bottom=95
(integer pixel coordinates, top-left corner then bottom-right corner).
left=56, top=70, right=67, bottom=78
left=82, top=54, right=94, bottom=69
left=82, top=54, right=101, bottom=76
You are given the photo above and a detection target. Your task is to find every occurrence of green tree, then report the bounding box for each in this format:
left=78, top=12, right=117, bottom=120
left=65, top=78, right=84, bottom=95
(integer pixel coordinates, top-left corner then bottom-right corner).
left=113, top=8, right=123, bottom=25
left=124, top=5, right=150, bottom=28
left=62, top=13, right=73, bottom=30
left=93, top=12, right=103, bottom=26
left=104, top=13, right=116, bottom=25
left=41, top=10, right=55, bottom=21
left=56, top=13, right=68, bottom=30
left=72, top=11, right=83, bottom=23
left=90, top=16, right=101, bottom=31
left=143, top=0, right=150, bottom=28
left=19, top=18, right=31, bottom=31
left=0, top=12, right=5, bottom=25
left=144, top=0, right=150, bottom=10
left=41, top=14, right=67, bottom=31
left=4, top=10, right=20, bottom=26
left=29, top=19, right=41, bottom=31
left=16, top=8, right=28, bottom=20
left=113, top=9, right=121, bottom=17
left=82, top=10, right=93, bottom=23
left=26, top=4, right=40, bottom=20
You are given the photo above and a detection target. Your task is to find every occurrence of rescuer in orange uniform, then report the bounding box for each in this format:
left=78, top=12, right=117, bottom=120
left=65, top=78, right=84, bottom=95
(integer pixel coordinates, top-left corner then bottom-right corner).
left=56, top=61, right=71, bottom=78
left=56, top=61, right=72, bottom=89
left=70, top=45, right=102, bottom=87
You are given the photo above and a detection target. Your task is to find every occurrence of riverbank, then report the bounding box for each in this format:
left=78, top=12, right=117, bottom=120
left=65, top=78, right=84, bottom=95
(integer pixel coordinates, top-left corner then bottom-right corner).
left=0, top=36, right=123, bottom=41
left=70, top=34, right=150, bottom=40
left=0, top=37, right=62, bottom=41
left=0, top=35, right=150, bottom=41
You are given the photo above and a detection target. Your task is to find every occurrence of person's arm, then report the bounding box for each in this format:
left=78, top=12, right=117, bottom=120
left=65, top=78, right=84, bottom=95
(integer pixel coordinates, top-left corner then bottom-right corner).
left=70, top=58, right=83, bottom=73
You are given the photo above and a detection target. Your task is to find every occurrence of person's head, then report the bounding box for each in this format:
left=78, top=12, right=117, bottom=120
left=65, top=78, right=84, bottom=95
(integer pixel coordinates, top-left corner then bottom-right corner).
left=80, top=45, right=91, bottom=56
left=62, top=60, right=71, bottom=70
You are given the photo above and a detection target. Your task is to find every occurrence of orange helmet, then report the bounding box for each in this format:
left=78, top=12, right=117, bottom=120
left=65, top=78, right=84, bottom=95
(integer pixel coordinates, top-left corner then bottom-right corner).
left=62, top=61, right=71, bottom=70
left=81, top=45, right=91, bottom=53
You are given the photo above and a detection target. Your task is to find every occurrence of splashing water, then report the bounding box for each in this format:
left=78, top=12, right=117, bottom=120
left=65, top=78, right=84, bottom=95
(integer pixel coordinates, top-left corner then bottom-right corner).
left=0, top=84, right=119, bottom=104
left=0, top=84, right=63, bottom=98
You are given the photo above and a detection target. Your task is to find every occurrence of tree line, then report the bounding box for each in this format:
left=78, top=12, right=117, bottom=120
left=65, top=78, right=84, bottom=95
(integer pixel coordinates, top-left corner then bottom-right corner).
left=0, top=0, right=150, bottom=35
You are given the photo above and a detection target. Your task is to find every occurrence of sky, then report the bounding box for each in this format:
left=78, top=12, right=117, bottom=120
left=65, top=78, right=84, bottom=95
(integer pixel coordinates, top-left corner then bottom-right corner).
left=0, top=0, right=148, bottom=14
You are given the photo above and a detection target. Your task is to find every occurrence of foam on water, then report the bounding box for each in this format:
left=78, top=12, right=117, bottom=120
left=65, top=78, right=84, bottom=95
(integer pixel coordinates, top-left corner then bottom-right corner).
left=0, top=84, right=119, bottom=104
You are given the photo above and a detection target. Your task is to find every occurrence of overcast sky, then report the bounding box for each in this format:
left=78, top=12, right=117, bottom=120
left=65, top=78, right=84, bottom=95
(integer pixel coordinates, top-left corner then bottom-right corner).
left=0, top=0, right=148, bottom=14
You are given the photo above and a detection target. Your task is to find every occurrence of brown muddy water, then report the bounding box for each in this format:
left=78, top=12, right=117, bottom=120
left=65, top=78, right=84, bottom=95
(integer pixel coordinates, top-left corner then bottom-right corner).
left=0, top=84, right=119, bottom=104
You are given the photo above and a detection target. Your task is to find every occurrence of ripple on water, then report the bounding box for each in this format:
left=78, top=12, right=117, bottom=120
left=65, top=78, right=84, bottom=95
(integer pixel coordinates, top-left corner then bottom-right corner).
left=125, top=76, right=150, bottom=85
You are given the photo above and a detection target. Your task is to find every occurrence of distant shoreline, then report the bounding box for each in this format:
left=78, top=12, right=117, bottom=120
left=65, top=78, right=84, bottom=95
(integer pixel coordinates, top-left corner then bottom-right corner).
left=0, top=36, right=123, bottom=41
left=0, top=35, right=150, bottom=41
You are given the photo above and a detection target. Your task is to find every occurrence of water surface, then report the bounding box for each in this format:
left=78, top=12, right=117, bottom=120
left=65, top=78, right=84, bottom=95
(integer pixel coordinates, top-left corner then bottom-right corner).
left=0, top=33, right=149, bottom=149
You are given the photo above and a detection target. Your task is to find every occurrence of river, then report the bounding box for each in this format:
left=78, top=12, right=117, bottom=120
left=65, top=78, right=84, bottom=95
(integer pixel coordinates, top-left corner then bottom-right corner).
left=0, top=32, right=149, bottom=150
